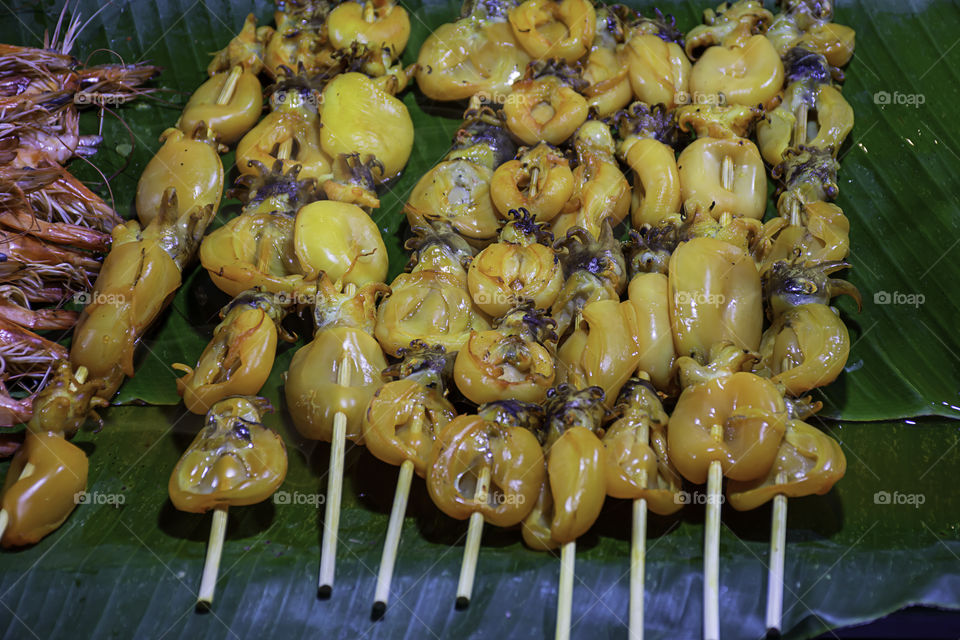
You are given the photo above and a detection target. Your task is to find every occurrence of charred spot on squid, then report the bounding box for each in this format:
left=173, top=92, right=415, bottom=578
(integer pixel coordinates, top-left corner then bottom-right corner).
left=614, top=376, right=661, bottom=410
left=477, top=398, right=545, bottom=431
left=685, top=1, right=774, bottom=60
left=230, top=158, right=320, bottom=216
left=322, top=152, right=384, bottom=210
left=556, top=221, right=626, bottom=287
left=492, top=302, right=559, bottom=347
left=461, top=0, right=521, bottom=20
left=506, top=208, right=554, bottom=245
left=454, top=106, right=517, bottom=168
left=152, top=189, right=217, bottom=271
left=611, top=101, right=679, bottom=147
left=624, top=223, right=681, bottom=276
left=773, top=145, right=840, bottom=207
left=308, top=275, right=388, bottom=334
left=542, top=384, right=607, bottom=443
left=22, top=361, right=108, bottom=438
left=224, top=289, right=293, bottom=327
left=779, top=0, right=834, bottom=21
left=550, top=220, right=627, bottom=338
left=598, top=5, right=629, bottom=43
left=763, top=257, right=861, bottom=319
left=783, top=46, right=832, bottom=87
left=266, top=66, right=319, bottom=105
left=527, top=58, right=589, bottom=93
left=275, top=0, right=335, bottom=32
left=404, top=219, right=476, bottom=272
left=231, top=420, right=253, bottom=444
left=619, top=5, right=685, bottom=46
left=383, top=341, right=455, bottom=394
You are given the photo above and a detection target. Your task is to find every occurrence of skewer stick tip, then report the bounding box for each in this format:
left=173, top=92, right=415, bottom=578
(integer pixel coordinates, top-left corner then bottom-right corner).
left=703, top=446, right=723, bottom=640
left=765, top=472, right=789, bottom=635
left=197, top=506, right=229, bottom=610
left=555, top=540, right=576, bottom=640
left=455, top=466, right=491, bottom=609
left=372, top=456, right=416, bottom=616
left=317, top=416, right=346, bottom=596
left=317, top=284, right=358, bottom=596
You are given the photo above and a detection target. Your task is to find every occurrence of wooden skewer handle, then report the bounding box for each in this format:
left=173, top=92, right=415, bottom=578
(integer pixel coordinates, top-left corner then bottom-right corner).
left=704, top=421, right=724, bottom=640
left=318, top=283, right=358, bottom=597
left=197, top=506, right=229, bottom=609
left=629, top=497, right=647, bottom=640
left=372, top=458, right=415, bottom=615
left=555, top=540, right=576, bottom=640
left=766, top=472, right=789, bottom=634
left=704, top=461, right=722, bottom=640
left=455, top=465, right=491, bottom=608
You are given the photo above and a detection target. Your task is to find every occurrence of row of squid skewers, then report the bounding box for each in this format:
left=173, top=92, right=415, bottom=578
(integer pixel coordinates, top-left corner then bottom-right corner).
left=0, top=0, right=415, bottom=549
left=0, top=0, right=861, bottom=638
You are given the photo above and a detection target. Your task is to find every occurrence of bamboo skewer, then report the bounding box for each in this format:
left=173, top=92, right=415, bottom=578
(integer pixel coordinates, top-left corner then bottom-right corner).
left=630, top=495, right=648, bottom=640
left=763, top=102, right=810, bottom=629
left=701, top=148, right=742, bottom=640
left=189, top=71, right=282, bottom=611
left=721, top=155, right=734, bottom=194
left=277, top=138, right=293, bottom=163
left=793, top=103, right=809, bottom=151
left=201, top=65, right=243, bottom=141
left=766, top=472, right=788, bottom=635
left=629, top=421, right=651, bottom=640
left=546, top=327, right=578, bottom=640
left=372, top=411, right=424, bottom=617
left=787, top=99, right=809, bottom=225
left=455, top=464, right=491, bottom=608
left=197, top=505, right=228, bottom=609
left=219, top=66, right=243, bottom=104
left=318, top=284, right=358, bottom=597
left=556, top=540, right=576, bottom=640
left=190, top=72, right=273, bottom=610
left=704, top=424, right=723, bottom=640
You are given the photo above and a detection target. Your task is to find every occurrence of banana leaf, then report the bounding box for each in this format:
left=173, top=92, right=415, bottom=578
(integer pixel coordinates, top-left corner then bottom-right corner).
left=1, top=1, right=959, bottom=639
left=1, top=408, right=958, bottom=639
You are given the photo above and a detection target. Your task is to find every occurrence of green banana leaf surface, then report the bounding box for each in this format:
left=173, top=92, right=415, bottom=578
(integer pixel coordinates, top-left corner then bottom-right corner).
left=1, top=1, right=960, bottom=639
